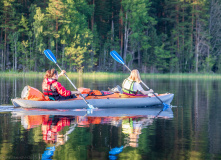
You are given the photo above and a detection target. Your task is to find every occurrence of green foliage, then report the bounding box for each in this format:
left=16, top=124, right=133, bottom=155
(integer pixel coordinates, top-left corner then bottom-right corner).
left=155, top=44, right=172, bottom=72
left=0, top=0, right=216, bottom=73
left=126, top=54, right=133, bottom=63
left=119, top=148, right=142, bottom=160
left=65, top=34, right=91, bottom=72
left=33, top=7, right=44, bottom=38
left=53, top=127, right=91, bottom=160
left=204, top=55, right=215, bottom=72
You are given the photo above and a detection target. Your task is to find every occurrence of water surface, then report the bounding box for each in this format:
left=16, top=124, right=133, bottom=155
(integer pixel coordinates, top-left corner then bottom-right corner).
left=0, top=76, right=221, bottom=160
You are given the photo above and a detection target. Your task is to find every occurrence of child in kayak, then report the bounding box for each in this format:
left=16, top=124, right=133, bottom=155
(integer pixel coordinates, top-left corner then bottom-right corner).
left=122, top=69, right=154, bottom=95
left=42, top=68, right=81, bottom=100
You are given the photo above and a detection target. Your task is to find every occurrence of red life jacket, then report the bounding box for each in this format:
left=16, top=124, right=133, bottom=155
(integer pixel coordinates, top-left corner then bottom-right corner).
left=42, top=117, right=70, bottom=142
left=42, top=78, right=59, bottom=96
left=42, top=78, right=71, bottom=97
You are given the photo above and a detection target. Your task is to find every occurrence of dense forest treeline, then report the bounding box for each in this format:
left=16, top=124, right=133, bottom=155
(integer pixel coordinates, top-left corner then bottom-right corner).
left=0, top=0, right=220, bottom=73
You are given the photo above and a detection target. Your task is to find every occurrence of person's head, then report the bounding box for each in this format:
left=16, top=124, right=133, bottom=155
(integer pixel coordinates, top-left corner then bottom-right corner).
left=44, top=68, right=58, bottom=79
left=128, top=69, right=141, bottom=83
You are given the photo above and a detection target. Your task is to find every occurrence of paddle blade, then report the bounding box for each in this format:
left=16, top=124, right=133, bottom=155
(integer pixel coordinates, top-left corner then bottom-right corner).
left=109, top=146, right=124, bottom=155
left=42, top=146, right=55, bottom=159
left=162, top=103, right=170, bottom=111
left=87, top=104, right=94, bottom=109
left=109, top=155, right=117, bottom=160
left=44, top=49, right=57, bottom=64
left=110, top=50, right=125, bottom=65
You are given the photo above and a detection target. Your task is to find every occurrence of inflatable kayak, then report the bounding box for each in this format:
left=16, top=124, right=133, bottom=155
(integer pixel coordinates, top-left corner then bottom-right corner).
left=11, top=92, right=174, bottom=109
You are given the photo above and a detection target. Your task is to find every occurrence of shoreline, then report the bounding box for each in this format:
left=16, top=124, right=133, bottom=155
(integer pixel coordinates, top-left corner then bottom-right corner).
left=0, top=72, right=220, bottom=80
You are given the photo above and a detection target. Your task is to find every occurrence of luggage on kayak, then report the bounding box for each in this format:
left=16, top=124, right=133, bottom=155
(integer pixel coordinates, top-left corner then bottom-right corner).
left=21, top=86, right=46, bottom=101
left=108, top=85, right=123, bottom=94
left=89, top=90, right=103, bottom=96
left=78, top=87, right=91, bottom=94
left=78, top=87, right=111, bottom=96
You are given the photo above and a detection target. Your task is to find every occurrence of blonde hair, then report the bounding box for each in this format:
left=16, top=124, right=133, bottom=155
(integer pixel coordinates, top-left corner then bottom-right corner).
left=128, top=69, right=141, bottom=83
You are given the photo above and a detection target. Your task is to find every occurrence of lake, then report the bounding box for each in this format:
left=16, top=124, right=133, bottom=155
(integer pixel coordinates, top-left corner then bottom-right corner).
left=0, top=76, right=221, bottom=160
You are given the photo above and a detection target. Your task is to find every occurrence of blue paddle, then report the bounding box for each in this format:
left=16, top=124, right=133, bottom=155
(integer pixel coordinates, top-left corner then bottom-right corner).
left=42, top=146, right=55, bottom=159
left=109, top=146, right=124, bottom=155
left=110, top=50, right=169, bottom=111
left=43, top=49, right=94, bottom=109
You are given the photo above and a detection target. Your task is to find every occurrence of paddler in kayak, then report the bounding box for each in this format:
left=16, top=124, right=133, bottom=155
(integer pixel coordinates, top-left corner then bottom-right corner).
left=42, top=68, right=81, bottom=100
left=122, top=69, right=154, bottom=95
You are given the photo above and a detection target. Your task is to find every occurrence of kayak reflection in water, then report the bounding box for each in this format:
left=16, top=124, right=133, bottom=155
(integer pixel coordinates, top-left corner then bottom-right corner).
left=42, top=68, right=81, bottom=100
left=15, top=107, right=173, bottom=159
left=21, top=114, right=157, bottom=147
left=122, top=69, right=154, bottom=95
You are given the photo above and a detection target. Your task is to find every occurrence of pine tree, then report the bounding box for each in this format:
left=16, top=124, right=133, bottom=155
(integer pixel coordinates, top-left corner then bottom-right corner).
left=0, top=0, right=19, bottom=71
left=62, top=0, right=93, bottom=72
left=209, top=0, right=221, bottom=72
left=191, top=0, right=210, bottom=72
left=121, top=0, right=155, bottom=70
left=33, top=6, right=45, bottom=71
left=46, top=0, right=65, bottom=56
left=8, top=32, right=19, bottom=71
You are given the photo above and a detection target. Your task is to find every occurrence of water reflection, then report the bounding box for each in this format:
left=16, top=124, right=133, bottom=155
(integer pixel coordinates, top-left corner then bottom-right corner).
left=27, top=115, right=75, bottom=148
left=10, top=107, right=173, bottom=159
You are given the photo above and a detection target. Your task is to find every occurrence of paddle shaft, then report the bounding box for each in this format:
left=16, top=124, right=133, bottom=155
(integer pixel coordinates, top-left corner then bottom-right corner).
left=123, top=64, right=164, bottom=104
left=124, top=64, right=132, bottom=72
left=55, top=63, right=90, bottom=105
left=140, top=81, right=164, bottom=103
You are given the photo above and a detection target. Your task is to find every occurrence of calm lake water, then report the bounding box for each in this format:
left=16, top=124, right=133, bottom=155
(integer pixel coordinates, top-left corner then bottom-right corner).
left=0, top=76, right=221, bottom=160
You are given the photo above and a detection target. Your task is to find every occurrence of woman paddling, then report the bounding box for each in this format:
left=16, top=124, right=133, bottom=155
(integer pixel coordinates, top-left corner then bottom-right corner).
left=122, top=69, right=154, bottom=95
left=42, top=69, right=81, bottom=100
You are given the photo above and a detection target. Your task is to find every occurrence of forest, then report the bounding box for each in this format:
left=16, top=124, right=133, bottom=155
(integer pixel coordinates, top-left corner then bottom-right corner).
left=0, top=0, right=220, bottom=73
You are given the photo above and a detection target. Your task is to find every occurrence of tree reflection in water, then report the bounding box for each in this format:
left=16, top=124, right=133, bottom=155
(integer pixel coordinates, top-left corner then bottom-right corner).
left=12, top=107, right=173, bottom=159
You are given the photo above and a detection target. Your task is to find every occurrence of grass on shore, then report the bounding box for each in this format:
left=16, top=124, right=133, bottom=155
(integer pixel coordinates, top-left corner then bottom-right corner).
left=0, top=71, right=220, bottom=80
left=143, top=73, right=221, bottom=80
left=0, top=71, right=126, bottom=78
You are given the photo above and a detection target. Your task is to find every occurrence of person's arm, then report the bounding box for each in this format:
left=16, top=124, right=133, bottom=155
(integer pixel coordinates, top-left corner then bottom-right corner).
left=140, top=89, right=154, bottom=95
left=135, top=83, right=154, bottom=95
left=58, top=70, right=66, bottom=78
left=55, top=82, right=71, bottom=97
